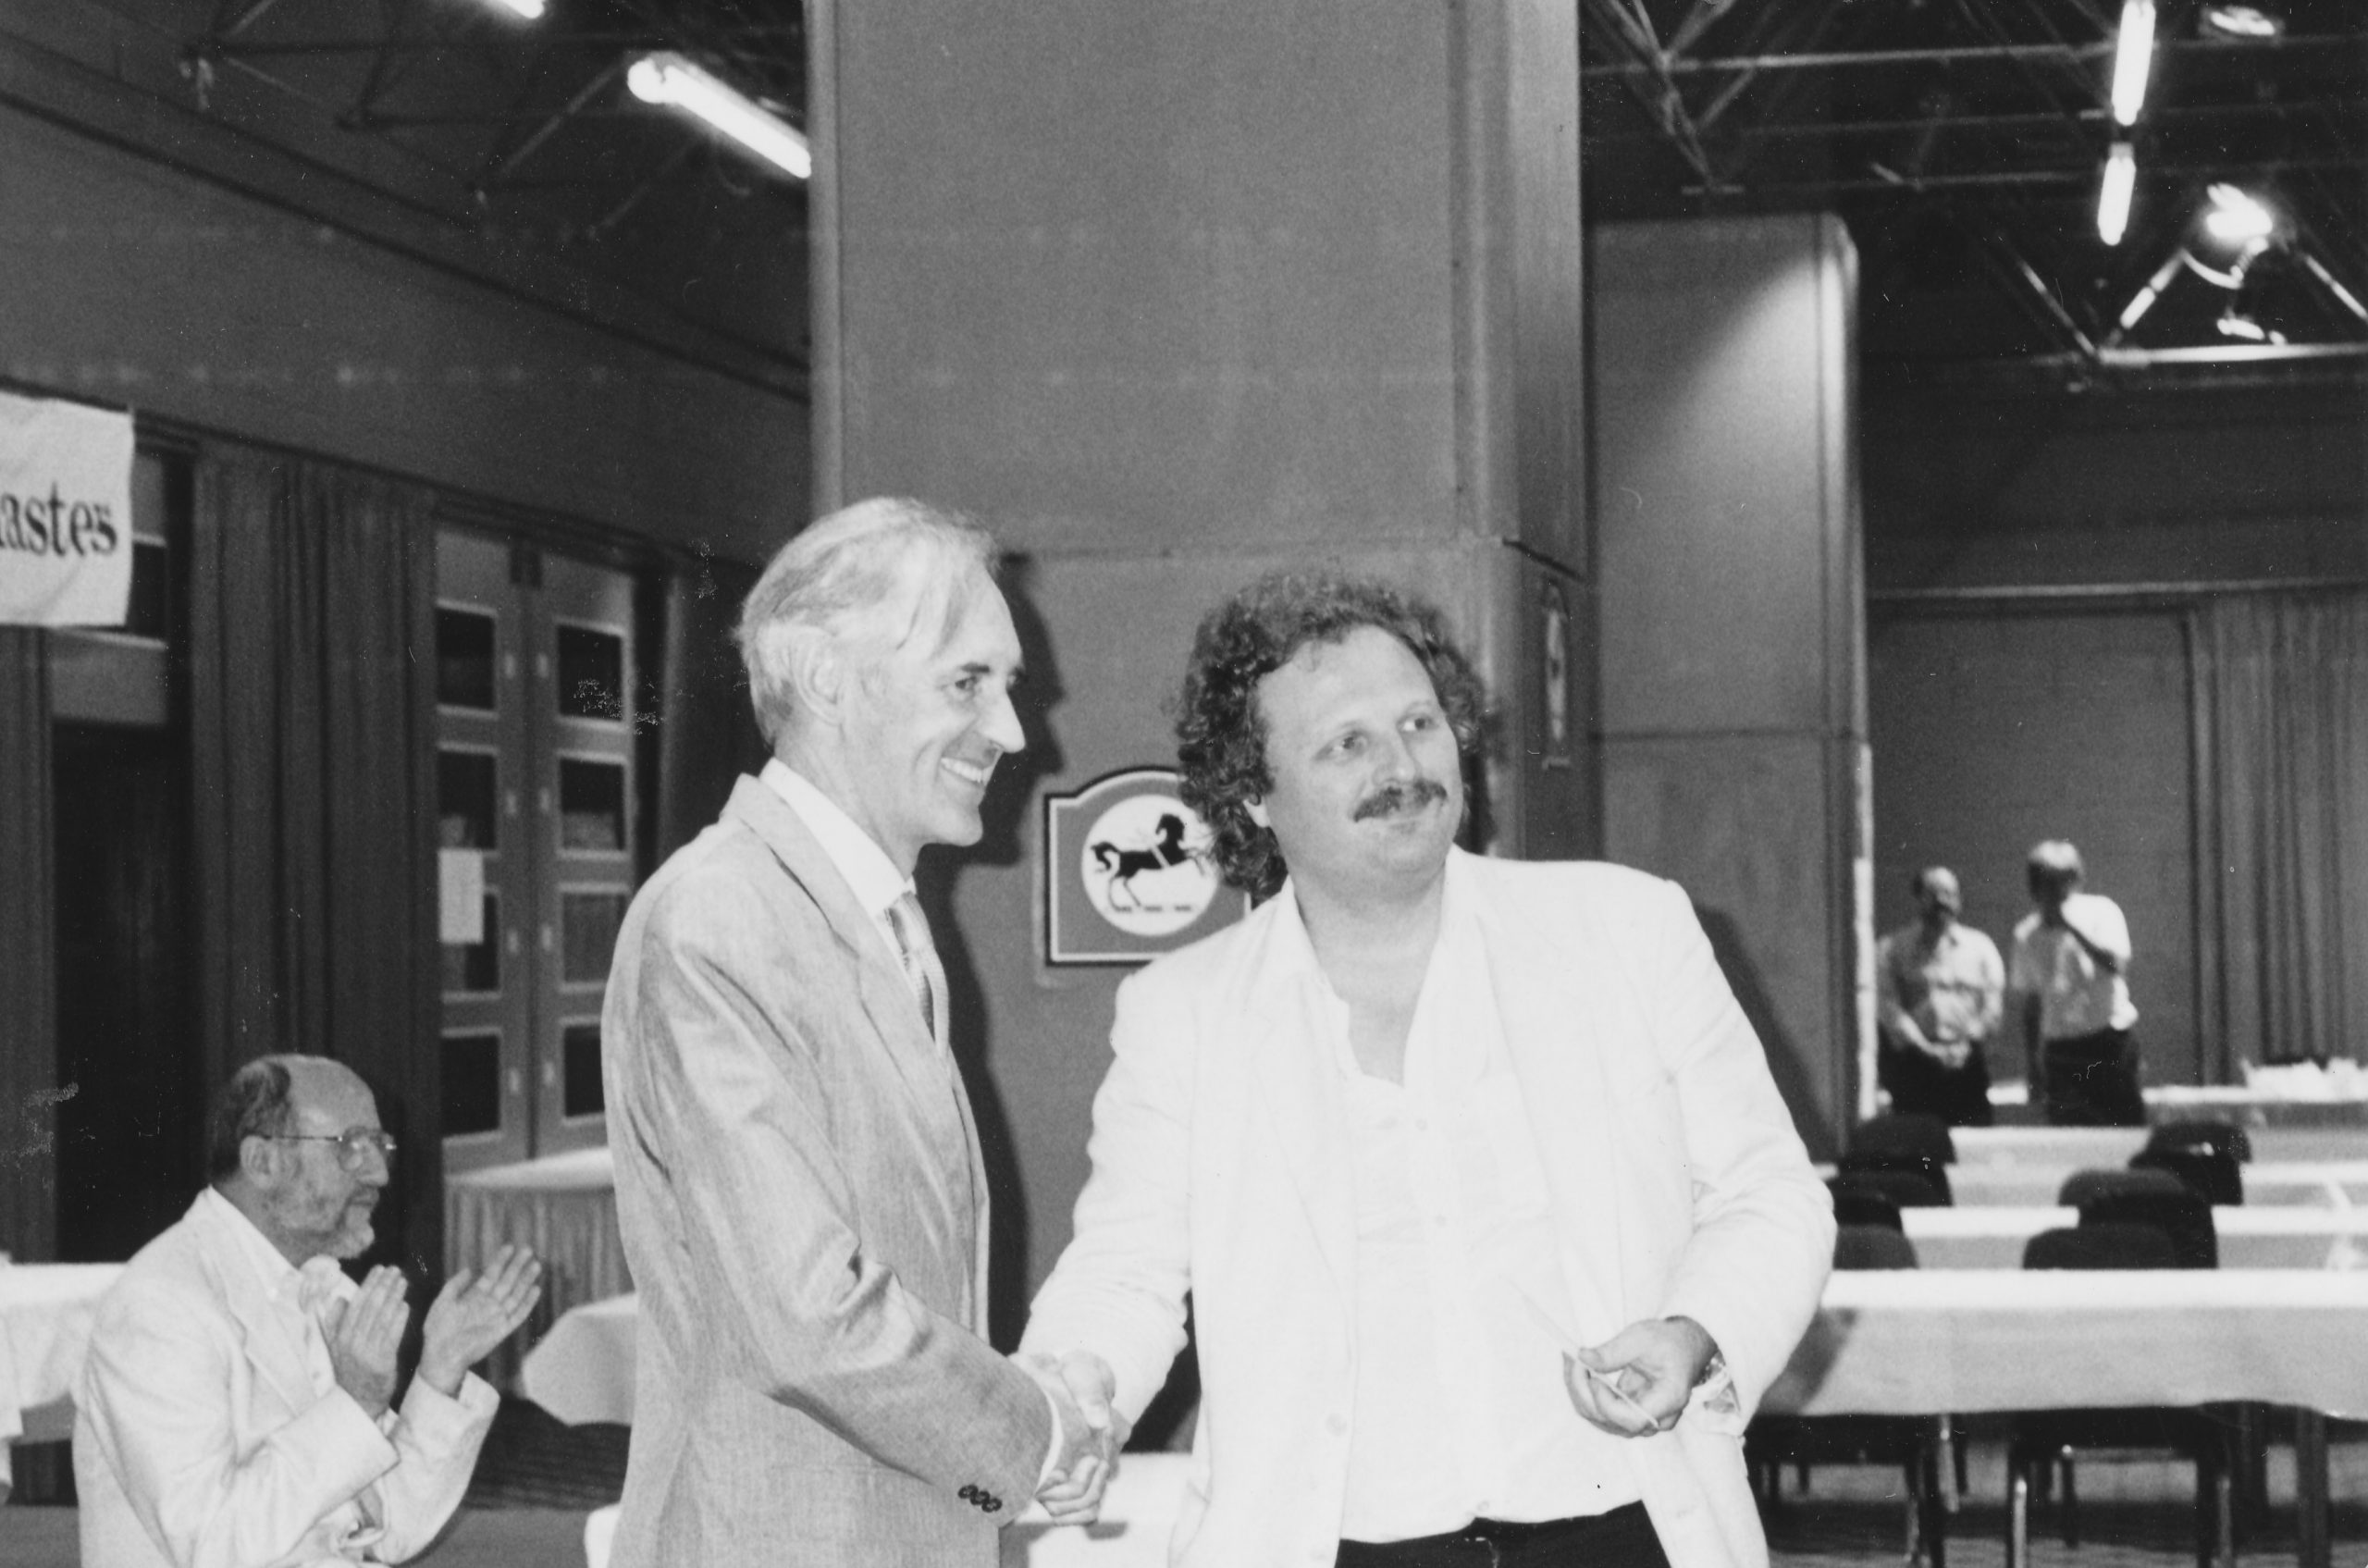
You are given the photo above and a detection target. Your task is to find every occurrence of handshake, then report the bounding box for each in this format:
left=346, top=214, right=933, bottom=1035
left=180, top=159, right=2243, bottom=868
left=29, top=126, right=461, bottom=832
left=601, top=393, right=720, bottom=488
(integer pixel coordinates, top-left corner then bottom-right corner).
left=1016, top=1350, right=1128, bottom=1524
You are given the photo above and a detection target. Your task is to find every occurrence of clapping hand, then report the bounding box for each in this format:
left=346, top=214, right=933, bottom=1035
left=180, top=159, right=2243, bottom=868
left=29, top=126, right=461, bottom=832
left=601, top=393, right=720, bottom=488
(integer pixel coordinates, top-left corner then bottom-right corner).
left=1564, top=1316, right=1716, bottom=1438
left=1020, top=1351, right=1128, bottom=1524
left=418, top=1244, right=544, bottom=1397
left=324, top=1265, right=411, bottom=1420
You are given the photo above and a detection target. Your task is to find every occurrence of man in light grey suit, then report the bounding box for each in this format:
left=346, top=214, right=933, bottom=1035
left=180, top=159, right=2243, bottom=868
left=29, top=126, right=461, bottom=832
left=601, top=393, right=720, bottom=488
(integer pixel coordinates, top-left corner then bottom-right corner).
left=604, top=498, right=1113, bottom=1568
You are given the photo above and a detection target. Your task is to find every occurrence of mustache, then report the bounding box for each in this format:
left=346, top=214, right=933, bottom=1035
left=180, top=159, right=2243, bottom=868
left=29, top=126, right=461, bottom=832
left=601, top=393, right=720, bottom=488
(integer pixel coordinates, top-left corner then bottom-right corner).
left=1352, top=778, right=1450, bottom=821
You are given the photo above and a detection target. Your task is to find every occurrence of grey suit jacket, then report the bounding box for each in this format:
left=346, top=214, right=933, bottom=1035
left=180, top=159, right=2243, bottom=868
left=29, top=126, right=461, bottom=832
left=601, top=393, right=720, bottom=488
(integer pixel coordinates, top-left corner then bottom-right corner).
left=603, top=775, right=1052, bottom=1568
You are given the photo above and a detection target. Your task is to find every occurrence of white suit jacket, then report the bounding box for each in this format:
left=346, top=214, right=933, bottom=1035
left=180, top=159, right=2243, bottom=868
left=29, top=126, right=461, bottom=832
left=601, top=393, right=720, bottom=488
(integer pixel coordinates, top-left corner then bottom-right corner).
left=1023, top=852, right=1834, bottom=1568
left=74, top=1191, right=498, bottom=1568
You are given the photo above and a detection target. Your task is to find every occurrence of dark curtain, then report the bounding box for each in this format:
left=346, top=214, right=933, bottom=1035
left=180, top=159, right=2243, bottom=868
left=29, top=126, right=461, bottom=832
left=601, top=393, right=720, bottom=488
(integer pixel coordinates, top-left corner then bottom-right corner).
left=656, top=554, right=764, bottom=859
left=2195, top=590, right=2368, bottom=1072
left=0, top=629, right=58, bottom=1261
left=188, top=448, right=442, bottom=1279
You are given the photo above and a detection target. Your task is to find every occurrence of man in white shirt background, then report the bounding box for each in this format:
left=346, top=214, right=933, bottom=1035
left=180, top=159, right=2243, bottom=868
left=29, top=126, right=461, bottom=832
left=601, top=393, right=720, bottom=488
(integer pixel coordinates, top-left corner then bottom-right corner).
left=1874, top=866, right=2004, bottom=1127
left=75, top=1054, right=541, bottom=1568
left=601, top=498, right=1113, bottom=1568
left=1021, top=570, right=1832, bottom=1568
left=2009, top=839, right=2143, bottom=1126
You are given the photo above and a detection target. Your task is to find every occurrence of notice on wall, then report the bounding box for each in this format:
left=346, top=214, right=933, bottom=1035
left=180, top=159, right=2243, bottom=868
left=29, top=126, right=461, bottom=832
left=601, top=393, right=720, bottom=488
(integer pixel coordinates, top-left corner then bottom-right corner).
left=439, top=850, right=487, bottom=945
left=0, top=390, right=135, bottom=627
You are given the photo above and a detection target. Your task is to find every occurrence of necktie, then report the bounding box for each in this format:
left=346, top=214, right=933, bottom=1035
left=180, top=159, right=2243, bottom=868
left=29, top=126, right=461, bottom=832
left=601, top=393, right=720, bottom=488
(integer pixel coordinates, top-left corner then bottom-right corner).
left=887, top=893, right=948, bottom=1050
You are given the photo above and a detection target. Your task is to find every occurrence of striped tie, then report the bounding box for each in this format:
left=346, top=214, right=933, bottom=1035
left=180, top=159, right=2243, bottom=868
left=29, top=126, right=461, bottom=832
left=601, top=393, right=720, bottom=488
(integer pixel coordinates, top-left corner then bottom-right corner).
left=887, top=893, right=947, bottom=1050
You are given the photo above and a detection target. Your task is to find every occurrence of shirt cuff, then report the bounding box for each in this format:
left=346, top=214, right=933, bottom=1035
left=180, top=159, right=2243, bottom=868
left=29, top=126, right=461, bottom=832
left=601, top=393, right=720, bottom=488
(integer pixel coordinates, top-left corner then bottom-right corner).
left=1035, top=1383, right=1066, bottom=1490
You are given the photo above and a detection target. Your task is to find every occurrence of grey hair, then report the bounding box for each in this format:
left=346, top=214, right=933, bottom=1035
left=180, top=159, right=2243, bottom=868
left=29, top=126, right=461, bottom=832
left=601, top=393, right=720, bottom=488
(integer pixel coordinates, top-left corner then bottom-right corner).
left=2027, top=839, right=2084, bottom=878
left=735, top=498, right=1000, bottom=745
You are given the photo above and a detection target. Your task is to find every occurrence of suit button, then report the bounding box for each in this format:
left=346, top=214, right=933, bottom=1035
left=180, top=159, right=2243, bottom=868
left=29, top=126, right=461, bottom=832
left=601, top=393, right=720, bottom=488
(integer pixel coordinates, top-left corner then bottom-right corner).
left=985, top=1498, right=1003, bottom=1513
left=959, top=1485, right=977, bottom=1500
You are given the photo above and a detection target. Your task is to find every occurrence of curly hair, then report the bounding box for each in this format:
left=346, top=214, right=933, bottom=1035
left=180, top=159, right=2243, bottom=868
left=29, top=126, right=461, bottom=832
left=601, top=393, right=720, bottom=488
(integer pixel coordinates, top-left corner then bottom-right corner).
left=1175, top=569, right=1488, bottom=903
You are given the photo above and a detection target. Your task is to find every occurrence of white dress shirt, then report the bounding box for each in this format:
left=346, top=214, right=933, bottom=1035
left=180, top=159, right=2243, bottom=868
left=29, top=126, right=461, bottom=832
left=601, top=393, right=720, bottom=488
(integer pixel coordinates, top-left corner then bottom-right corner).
left=1272, top=863, right=1640, bottom=1541
left=2010, top=892, right=2138, bottom=1038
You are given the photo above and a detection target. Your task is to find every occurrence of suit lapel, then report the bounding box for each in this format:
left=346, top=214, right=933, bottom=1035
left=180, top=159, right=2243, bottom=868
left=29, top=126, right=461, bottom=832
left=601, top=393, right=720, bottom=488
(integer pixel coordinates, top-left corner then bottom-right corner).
left=722, top=780, right=969, bottom=1151
left=1243, top=895, right=1357, bottom=1312
left=189, top=1199, right=324, bottom=1420
left=1472, top=858, right=1631, bottom=1344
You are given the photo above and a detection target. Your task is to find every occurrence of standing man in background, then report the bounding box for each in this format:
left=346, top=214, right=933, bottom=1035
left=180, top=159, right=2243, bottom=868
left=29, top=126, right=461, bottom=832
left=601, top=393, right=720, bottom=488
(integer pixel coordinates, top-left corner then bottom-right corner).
left=602, top=499, right=1112, bottom=1568
left=1023, top=570, right=1832, bottom=1568
left=2010, top=840, right=2143, bottom=1126
left=1874, top=866, right=2004, bottom=1127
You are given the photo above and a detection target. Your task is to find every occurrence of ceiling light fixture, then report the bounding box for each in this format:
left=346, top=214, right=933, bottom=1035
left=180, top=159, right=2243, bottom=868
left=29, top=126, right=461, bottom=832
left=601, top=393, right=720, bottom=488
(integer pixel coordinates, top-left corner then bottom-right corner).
left=626, top=52, right=810, bottom=180
left=481, top=0, right=545, bottom=17
left=2096, top=142, right=2137, bottom=245
left=2199, top=4, right=2283, bottom=39
left=2202, top=183, right=2276, bottom=246
left=2110, top=0, right=2157, bottom=127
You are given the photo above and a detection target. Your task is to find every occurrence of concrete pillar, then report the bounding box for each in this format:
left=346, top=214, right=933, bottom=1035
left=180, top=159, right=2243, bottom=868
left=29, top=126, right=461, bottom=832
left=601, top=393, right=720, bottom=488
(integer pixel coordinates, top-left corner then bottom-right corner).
left=1592, top=216, right=1867, bottom=1156
left=808, top=0, right=1588, bottom=1315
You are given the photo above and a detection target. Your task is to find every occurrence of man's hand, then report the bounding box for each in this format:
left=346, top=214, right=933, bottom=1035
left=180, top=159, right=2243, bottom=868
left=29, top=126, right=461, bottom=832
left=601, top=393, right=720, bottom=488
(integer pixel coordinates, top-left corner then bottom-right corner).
left=418, top=1244, right=544, bottom=1398
left=1018, top=1351, right=1127, bottom=1524
left=1564, top=1315, right=1717, bottom=1438
left=324, top=1265, right=410, bottom=1420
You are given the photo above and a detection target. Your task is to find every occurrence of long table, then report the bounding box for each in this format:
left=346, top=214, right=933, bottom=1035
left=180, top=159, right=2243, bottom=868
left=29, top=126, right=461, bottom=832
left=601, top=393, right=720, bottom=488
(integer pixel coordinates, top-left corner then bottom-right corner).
left=1763, top=1268, right=2368, bottom=1568
left=1902, top=1204, right=2368, bottom=1269
left=0, top=1263, right=123, bottom=1502
left=445, top=1147, right=629, bottom=1386
left=1952, top=1126, right=2368, bottom=1168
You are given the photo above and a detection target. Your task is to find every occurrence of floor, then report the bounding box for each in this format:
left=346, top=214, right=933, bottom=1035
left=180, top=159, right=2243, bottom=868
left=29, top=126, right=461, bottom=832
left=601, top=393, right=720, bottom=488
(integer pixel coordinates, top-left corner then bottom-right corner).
left=7, top=1414, right=2367, bottom=1568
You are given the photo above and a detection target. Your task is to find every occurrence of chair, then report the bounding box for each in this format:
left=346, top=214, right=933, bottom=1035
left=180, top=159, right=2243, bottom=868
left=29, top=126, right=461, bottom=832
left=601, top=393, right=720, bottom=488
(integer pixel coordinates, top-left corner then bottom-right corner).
left=2057, top=1164, right=2187, bottom=1210
left=1852, top=1112, right=1959, bottom=1167
left=2132, top=1143, right=2244, bottom=1208
left=1838, top=1147, right=1954, bottom=1204
left=1748, top=1227, right=1948, bottom=1567
left=2006, top=1226, right=2236, bottom=1568
left=1829, top=1181, right=1906, bottom=1233
left=1832, top=1166, right=1949, bottom=1210
left=2072, top=1174, right=2218, bottom=1271
left=2148, top=1119, right=2251, bottom=1166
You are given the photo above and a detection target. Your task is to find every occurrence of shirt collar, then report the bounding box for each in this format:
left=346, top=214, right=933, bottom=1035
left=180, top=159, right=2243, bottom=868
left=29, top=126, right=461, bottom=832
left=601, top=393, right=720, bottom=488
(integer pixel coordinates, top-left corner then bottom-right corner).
left=1266, top=849, right=1472, bottom=994
left=761, top=758, right=913, bottom=920
left=200, top=1185, right=305, bottom=1302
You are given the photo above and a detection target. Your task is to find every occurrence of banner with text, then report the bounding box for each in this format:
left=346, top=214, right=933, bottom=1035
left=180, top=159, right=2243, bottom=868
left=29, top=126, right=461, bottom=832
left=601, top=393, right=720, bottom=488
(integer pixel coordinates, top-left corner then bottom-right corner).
left=0, top=390, right=135, bottom=627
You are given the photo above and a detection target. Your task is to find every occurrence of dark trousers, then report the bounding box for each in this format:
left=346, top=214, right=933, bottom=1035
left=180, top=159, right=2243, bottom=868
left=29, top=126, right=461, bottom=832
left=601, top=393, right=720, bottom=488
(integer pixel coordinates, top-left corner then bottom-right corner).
left=1878, top=1034, right=1995, bottom=1127
left=2042, top=1027, right=2144, bottom=1126
left=1336, top=1502, right=1671, bottom=1568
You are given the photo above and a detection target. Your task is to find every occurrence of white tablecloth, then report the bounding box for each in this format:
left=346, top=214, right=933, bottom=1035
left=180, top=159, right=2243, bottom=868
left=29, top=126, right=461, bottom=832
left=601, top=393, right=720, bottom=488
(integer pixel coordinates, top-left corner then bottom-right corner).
left=446, top=1147, right=628, bottom=1387
left=521, top=1291, right=639, bottom=1425
left=1763, top=1268, right=2368, bottom=1418
left=1942, top=1159, right=2368, bottom=1208
left=0, top=1264, right=122, bottom=1445
left=1902, top=1204, right=2368, bottom=1269
left=1951, top=1125, right=2368, bottom=1168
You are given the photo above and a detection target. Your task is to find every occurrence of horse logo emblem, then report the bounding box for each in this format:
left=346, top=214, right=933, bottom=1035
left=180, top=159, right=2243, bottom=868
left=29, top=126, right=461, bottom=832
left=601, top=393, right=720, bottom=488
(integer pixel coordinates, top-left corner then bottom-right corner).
left=1079, top=796, right=1218, bottom=936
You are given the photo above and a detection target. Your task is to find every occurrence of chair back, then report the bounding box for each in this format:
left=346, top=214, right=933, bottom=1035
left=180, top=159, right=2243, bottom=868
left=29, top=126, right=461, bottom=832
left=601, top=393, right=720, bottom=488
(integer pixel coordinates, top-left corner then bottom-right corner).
left=1830, top=1167, right=1947, bottom=1209
left=2057, top=1165, right=2187, bottom=1209
left=2078, top=1184, right=2218, bottom=1269
left=2147, top=1118, right=2251, bottom=1164
left=1827, top=1181, right=1905, bottom=1232
left=1836, top=1149, right=1953, bottom=1204
left=1835, top=1224, right=1919, bottom=1270
left=2131, top=1143, right=2243, bottom=1207
left=2024, top=1222, right=2178, bottom=1270
left=1850, top=1112, right=1957, bottom=1167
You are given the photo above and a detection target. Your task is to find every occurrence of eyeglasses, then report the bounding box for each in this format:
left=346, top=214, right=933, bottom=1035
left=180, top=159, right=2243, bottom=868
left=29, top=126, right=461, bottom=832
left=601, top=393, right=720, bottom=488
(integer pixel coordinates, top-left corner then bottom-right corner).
left=270, top=1130, right=398, bottom=1169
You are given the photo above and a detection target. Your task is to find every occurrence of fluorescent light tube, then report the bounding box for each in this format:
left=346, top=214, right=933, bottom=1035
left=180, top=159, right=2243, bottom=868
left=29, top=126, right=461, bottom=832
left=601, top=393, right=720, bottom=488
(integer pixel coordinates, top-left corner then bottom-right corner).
left=627, top=52, right=811, bottom=180
left=486, top=0, right=544, bottom=16
left=2097, top=143, right=2136, bottom=246
left=2111, top=0, right=2156, bottom=127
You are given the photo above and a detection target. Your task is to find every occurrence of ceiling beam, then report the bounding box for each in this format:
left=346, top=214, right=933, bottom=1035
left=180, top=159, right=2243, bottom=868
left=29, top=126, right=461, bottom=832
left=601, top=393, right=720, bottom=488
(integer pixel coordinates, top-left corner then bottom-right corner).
left=1583, top=33, right=2357, bottom=77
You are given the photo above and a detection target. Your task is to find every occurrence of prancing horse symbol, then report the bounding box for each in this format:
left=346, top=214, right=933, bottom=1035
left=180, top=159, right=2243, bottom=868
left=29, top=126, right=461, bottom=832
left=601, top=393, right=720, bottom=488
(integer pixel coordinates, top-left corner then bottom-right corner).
left=1089, top=813, right=1194, bottom=910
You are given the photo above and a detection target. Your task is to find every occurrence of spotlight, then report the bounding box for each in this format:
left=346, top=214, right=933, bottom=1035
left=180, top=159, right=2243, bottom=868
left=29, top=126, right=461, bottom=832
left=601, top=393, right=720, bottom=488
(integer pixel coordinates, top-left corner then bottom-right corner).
left=2097, top=142, right=2136, bottom=246
left=627, top=52, right=810, bottom=180
left=479, top=0, right=544, bottom=16
left=2202, top=184, right=2276, bottom=246
left=2110, top=0, right=2156, bottom=127
left=2199, top=5, right=2283, bottom=39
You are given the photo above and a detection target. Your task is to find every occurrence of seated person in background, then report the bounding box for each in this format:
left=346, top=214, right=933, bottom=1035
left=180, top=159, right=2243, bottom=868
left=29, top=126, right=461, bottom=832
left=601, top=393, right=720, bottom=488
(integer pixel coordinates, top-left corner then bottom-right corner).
left=2010, top=840, right=2144, bottom=1126
left=1875, top=866, right=2004, bottom=1127
left=76, top=1055, right=542, bottom=1568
